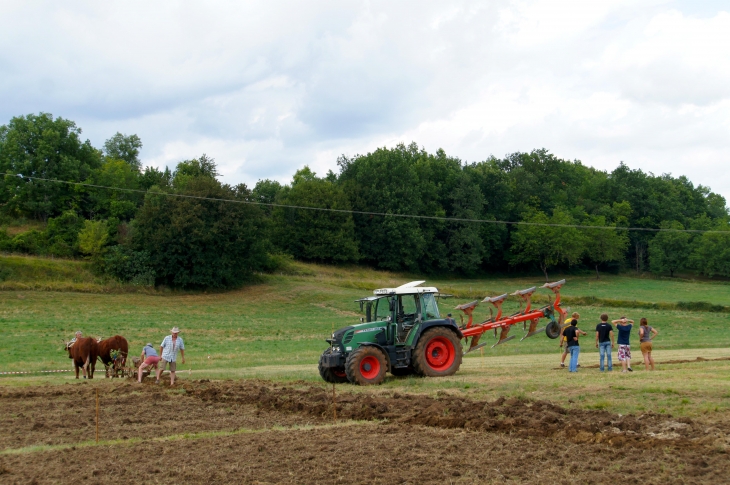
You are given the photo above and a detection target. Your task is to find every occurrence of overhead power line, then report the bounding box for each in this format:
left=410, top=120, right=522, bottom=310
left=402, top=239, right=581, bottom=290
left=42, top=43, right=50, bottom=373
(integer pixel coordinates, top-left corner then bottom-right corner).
left=2, top=172, right=728, bottom=234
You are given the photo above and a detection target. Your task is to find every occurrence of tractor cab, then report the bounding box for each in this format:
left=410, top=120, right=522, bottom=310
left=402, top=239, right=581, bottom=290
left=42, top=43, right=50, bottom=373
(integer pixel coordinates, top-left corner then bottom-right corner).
left=319, top=281, right=463, bottom=385
left=356, top=281, right=442, bottom=341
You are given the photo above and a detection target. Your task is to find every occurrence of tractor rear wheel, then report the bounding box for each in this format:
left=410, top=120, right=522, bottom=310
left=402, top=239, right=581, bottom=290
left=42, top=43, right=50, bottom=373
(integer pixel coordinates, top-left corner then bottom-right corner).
left=545, top=321, right=561, bottom=339
left=318, top=349, right=348, bottom=383
left=345, top=346, right=387, bottom=385
left=412, top=327, right=462, bottom=377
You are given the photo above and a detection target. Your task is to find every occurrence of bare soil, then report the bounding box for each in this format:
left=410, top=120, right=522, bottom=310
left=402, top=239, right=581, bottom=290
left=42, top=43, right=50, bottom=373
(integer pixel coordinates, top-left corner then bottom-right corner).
left=1, top=379, right=729, bottom=484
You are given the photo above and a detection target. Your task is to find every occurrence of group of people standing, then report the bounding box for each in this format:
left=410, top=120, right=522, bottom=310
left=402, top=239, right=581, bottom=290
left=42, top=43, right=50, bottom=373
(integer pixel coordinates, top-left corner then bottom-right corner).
left=559, top=312, right=658, bottom=373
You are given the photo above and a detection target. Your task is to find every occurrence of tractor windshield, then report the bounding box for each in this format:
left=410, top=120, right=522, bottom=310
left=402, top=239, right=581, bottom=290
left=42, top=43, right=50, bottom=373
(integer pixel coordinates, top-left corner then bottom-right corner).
left=421, top=293, right=440, bottom=320
left=373, top=297, right=391, bottom=322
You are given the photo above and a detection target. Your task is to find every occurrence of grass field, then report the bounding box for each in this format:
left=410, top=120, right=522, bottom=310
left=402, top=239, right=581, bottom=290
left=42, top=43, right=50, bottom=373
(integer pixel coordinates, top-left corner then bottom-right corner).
left=1, top=257, right=729, bottom=417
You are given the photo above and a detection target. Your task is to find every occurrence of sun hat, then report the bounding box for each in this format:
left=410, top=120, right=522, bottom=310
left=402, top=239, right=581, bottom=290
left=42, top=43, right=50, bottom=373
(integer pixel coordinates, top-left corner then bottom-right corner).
left=145, top=343, right=153, bottom=347
left=170, top=326, right=181, bottom=334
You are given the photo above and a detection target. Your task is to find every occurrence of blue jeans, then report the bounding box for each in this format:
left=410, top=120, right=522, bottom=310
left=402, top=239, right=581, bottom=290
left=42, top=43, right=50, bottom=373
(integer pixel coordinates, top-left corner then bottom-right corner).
left=599, top=341, right=613, bottom=371
left=568, top=346, right=580, bottom=372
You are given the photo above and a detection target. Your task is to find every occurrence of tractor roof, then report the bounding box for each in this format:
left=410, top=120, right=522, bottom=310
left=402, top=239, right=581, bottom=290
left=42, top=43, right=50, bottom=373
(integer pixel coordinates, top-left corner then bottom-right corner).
left=373, top=280, right=438, bottom=296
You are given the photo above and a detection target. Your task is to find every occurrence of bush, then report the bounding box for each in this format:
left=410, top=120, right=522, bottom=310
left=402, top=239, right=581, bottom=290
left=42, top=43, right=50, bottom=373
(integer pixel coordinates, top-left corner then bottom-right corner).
left=8, top=229, right=46, bottom=254
left=78, top=220, right=109, bottom=257
left=45, top=211, right=84, bottom=257
left=103, top=245, right=155, bottom=286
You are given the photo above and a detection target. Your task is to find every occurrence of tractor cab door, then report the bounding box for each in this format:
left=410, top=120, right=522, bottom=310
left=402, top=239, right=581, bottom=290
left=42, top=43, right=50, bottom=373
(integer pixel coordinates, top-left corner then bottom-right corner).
left=396, top=294, right=419, bottom=342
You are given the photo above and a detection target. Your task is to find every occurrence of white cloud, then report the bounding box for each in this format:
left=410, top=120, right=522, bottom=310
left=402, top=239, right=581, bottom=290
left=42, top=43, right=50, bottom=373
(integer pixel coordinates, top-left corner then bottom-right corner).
left=0, top=0, right=729, bottom=204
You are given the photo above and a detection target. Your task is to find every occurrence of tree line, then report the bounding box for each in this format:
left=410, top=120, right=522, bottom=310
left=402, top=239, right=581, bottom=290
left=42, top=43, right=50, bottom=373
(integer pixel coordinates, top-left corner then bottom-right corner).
left=1, top=113, right=728, bottom=288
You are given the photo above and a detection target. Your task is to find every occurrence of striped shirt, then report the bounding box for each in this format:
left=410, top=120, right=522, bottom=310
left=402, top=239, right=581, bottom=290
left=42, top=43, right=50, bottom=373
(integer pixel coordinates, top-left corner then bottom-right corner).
left=160, top=335, right=184, bottom=362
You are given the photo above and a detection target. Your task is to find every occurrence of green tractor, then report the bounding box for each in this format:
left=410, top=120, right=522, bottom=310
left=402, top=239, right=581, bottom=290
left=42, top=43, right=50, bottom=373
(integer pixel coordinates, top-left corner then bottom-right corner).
left=318, top=281, right=462, bottom=385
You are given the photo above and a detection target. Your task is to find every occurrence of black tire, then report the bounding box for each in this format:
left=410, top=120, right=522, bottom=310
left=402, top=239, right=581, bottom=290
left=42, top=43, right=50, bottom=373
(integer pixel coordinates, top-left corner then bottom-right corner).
left=345, top=346, right=387, bottom=385
left=412, top=327, right=462, bottom=377
left=318, top=349, right=349, bottom=384
left=546, top=321, right=561, bottom=339
left=390, top=366, right=413, bottom=377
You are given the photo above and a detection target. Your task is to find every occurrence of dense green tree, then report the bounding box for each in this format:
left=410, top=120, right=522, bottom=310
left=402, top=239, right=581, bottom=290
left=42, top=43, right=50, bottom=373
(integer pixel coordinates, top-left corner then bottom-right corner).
left=689, top=224, right=730, bottom=277
left=252, top=179, right=283, bottom=216
left=648, top=221, right=692, bottom=277
left=133, top=173, right=268, bottom=289
left=103, top=133, right=143, bottom=170
left=139, top=166, right=171, bottom=191
left=338, top=143, right=428, bottom=271
left=445, top=174, right=487, bottom=275
left=45, top=211, right=85, bottom=257
left=583, top=216, right=630, bottom=279
left=83, top=159, right=142, bottom=220
left=272, top=170, right=358, bottom=263
left=0, top=113, right=102, bottom=220
left=172, top=154, right=218, bottom=188
left=510, top=208, right=586, bottom=281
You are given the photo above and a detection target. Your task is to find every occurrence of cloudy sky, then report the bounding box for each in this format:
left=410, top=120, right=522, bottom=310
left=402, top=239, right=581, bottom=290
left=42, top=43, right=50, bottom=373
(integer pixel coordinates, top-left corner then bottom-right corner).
left=1, top=1, right=729, bottom=202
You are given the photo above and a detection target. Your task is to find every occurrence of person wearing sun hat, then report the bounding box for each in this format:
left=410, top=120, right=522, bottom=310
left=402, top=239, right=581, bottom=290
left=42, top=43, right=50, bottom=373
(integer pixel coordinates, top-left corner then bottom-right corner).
left=156, top=326, right=185, bottom=385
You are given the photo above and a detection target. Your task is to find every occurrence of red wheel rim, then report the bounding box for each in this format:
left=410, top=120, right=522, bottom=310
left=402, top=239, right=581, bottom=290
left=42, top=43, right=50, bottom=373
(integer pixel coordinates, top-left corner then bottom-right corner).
left=333, top=369, right=347, bottom=378
left=359, top=356, right=381, bottom=380
left=425, top=336, right=455, bottom=371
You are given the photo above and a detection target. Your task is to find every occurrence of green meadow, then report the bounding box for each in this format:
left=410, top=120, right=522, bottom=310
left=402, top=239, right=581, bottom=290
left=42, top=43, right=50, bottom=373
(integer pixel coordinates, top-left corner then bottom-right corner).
left=1, top=255, right=729, bottom=416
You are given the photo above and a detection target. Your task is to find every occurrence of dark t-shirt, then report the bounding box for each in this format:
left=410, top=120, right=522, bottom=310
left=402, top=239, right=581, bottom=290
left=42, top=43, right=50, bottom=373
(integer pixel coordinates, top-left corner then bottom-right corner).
left=563, top=326, right=579, bottom=347
left=616, top=324, right=632, bottom=345
left=595, top=322, right=613, bottom=343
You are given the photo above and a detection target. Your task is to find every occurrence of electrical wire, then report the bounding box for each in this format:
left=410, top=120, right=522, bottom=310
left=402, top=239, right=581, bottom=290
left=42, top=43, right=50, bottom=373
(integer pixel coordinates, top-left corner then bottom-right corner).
left=2, top=172, right=728, bottom=234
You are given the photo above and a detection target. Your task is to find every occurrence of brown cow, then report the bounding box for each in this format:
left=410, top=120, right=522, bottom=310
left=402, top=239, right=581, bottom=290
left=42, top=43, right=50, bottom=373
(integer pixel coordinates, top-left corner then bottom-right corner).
left=65, top=337, right=99, bottom=379
left=97, top=335, right=129, bottom=377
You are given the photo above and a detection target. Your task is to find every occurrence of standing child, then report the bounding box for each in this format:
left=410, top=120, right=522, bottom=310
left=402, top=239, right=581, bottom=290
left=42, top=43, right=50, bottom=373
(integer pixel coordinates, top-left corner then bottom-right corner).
left=595, top=314, right=615, bottom=372
left=559, top=312, right=580, bottom=368
left=613, top=316, right=634, bottom=373
left=639, top=318, right=659, bottom=371
left=563, top=317, right=587, bottom=373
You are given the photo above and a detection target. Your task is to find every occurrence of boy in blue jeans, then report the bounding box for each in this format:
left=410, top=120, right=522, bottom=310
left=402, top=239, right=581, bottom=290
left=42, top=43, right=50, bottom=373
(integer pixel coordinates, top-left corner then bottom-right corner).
left=595, top=313, right=615, bottom=371
left=563, top=318, right=586, bottom=372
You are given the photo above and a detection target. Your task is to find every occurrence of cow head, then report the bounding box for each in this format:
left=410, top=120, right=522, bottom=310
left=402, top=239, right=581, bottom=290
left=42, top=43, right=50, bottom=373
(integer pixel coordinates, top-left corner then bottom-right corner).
left=64, top=340, right=74, bottom=358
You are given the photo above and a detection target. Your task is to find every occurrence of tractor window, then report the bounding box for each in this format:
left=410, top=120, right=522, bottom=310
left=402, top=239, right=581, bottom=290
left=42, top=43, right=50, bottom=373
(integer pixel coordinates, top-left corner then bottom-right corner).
left=373, top=297, right=391, bottom=322
left=398, top=295, right=418, bottom=322
left=421, top=293, right=440, bottom=320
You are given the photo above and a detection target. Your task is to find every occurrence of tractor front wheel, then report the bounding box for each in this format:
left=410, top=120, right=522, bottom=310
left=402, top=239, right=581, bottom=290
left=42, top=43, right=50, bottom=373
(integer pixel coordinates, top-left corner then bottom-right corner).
left=345, top=346, right=387, bottom=385
left=412, top=327, right=462, bottom=377
left=318, top=349, right=349, bottom=383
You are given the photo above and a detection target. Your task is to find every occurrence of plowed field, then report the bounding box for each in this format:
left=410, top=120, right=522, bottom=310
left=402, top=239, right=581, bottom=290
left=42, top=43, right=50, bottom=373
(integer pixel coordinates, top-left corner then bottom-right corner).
left=1, top=380, right=729, bottom=484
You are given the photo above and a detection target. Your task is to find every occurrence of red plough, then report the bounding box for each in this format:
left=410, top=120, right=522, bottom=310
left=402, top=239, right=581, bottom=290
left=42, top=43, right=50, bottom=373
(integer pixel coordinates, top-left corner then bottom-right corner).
left=455, top=279, right=567, bottom=355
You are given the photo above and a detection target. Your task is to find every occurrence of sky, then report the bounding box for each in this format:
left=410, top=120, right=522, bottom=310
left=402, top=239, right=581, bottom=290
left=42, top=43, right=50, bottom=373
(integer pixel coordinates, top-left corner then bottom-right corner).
left=1, top=1, right=729, bottom=203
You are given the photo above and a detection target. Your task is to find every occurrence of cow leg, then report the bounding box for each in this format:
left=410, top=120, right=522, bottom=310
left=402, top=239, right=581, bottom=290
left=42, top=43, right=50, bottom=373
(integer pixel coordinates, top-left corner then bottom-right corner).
left=75, top=363, right=80, bottom=379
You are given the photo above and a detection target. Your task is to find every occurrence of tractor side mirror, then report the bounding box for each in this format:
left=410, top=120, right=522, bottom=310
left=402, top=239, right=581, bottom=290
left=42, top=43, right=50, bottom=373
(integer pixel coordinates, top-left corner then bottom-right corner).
left=389, top=299, right=395, bottom=312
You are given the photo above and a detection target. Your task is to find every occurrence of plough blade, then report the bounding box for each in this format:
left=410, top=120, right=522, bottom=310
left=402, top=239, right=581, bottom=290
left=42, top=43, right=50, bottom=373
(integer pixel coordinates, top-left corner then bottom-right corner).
left=520, top=327, right=545, bottom=341
left=463, top=342, right=488, bottom=355
left=491, top=335, right=515, bottom=348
